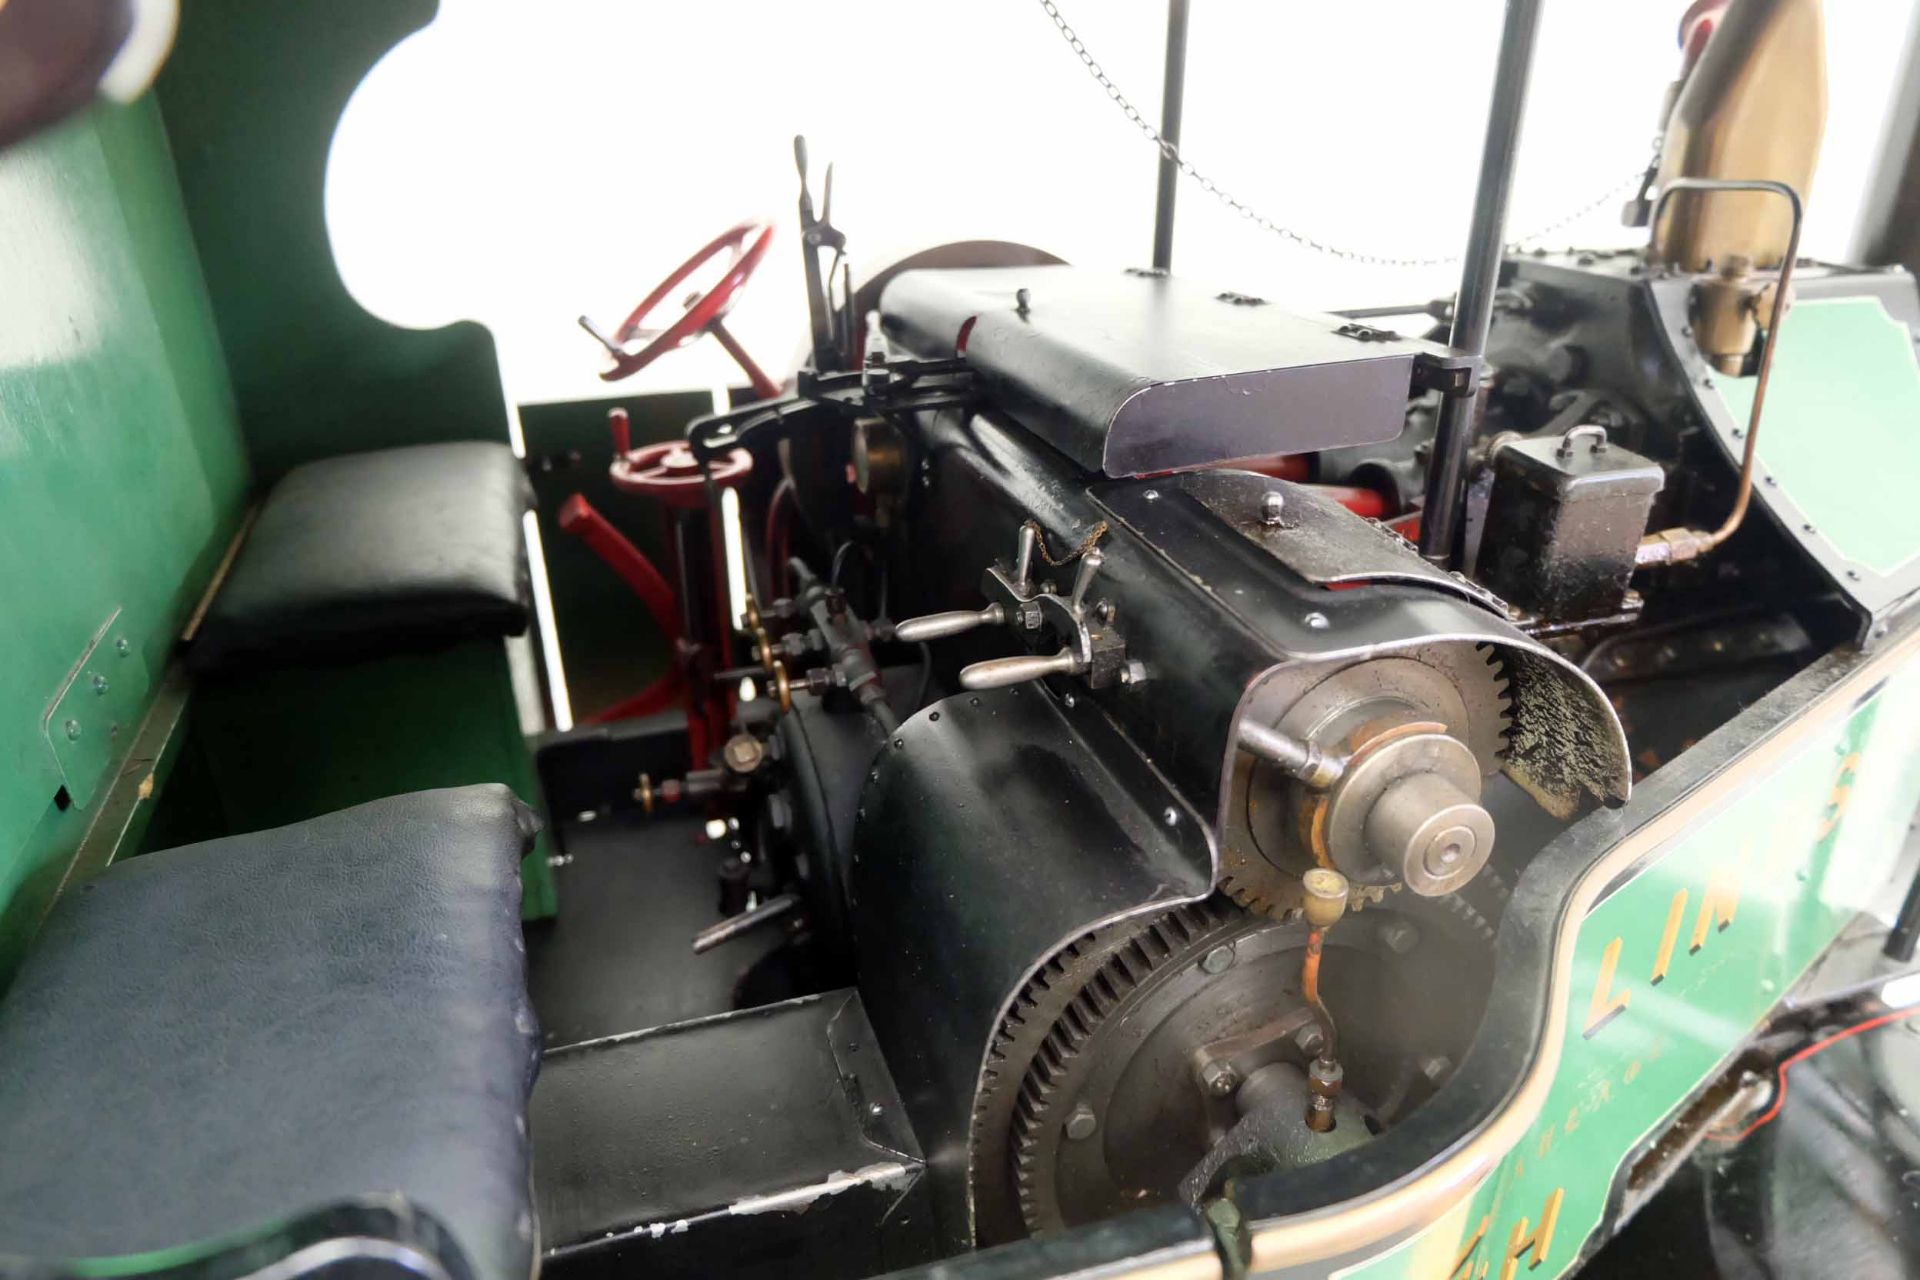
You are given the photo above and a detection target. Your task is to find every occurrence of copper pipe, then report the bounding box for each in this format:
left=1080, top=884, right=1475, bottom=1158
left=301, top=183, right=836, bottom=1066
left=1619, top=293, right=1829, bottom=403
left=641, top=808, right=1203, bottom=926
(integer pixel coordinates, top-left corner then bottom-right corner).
left=1636, top=177, right=1804, bottom=568
left=1301, top=927, right=1338, bottom=1064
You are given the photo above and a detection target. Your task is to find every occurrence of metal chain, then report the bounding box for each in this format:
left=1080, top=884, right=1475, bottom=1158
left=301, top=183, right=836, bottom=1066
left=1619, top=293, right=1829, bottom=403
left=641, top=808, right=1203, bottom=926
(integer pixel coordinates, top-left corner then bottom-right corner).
left=1024, top=518, right=1109, bottom=566
left=1034, top=0, right=1641, bottom=268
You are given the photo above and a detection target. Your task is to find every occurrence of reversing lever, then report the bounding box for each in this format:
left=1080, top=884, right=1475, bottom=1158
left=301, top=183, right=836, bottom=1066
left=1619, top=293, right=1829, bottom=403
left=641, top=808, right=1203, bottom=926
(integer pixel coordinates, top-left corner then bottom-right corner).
left=958, top=648, right=1079, bottom=691
left=894, top=603, right=1005, bottom=644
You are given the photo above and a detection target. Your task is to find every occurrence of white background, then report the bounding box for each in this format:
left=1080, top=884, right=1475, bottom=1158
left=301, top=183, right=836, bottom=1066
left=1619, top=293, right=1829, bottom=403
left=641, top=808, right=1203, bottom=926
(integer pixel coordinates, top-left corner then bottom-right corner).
left=325, top=0, right=1920, bottom=409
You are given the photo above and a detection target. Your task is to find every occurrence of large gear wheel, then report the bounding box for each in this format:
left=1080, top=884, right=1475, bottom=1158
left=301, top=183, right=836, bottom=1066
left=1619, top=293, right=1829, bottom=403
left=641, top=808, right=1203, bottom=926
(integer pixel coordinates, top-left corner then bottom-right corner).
left=968, top=893, right=1494, bottom=1243
left=1221, top=642, right=1512, bottom=919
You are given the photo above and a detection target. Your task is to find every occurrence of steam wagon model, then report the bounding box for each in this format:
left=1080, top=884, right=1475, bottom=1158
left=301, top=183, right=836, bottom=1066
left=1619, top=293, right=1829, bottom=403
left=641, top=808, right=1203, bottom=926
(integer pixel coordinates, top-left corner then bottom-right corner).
left=2, top=1, right=1918, bottom=1277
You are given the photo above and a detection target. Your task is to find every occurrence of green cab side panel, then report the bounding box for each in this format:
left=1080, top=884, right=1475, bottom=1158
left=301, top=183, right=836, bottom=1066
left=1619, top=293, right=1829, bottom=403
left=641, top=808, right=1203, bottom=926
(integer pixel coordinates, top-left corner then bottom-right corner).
left=188, top=642, right=558, bottom=921
left=0, top=101, right=251, bottom=976
left=155, top=0, right=512, bottom=479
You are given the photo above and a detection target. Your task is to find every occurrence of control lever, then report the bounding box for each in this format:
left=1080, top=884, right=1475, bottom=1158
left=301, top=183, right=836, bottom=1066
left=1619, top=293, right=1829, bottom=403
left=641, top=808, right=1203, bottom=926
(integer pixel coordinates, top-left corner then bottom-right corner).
left=959, top=648, right=1080, bottom=691
left=1069, top=548, right=1104, bottom=615
left=894, top=603, right=1005, bottom=644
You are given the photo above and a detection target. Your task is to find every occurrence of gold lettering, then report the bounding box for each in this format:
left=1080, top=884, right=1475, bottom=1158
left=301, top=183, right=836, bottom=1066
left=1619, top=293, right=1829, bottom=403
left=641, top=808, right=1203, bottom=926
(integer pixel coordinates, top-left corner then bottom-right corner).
left=1624, top=1058, right=1641, bottom=1085
left=1449, top=1215, right=1492, bottom=1280
left=1565, top=1105, right=1580, bottom=1135
left=1651, top=888, right=1688, bottom=984
left=1537, top=1126, right=1555, bottom=1160
left=1690, top=866, right=1741, bottom=953
left=1499, top=1188, right=1566, bottom=1280
left=1815, top=751, right=1861, bottom=840
left=1583, top=937, right=1630, bottom=1038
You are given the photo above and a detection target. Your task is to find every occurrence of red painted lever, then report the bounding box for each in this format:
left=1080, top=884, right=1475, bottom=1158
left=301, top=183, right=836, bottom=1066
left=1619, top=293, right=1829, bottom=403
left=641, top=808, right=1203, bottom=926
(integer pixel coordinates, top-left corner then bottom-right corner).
left=558, top=493, right=681, bottom=643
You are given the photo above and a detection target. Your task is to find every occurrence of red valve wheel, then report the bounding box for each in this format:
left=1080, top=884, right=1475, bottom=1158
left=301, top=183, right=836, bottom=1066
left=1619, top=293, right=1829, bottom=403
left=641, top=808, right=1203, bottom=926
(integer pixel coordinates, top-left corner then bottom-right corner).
left=598, top=219, right=780, bottom=398
left=610, top=439, right=753, bottom=511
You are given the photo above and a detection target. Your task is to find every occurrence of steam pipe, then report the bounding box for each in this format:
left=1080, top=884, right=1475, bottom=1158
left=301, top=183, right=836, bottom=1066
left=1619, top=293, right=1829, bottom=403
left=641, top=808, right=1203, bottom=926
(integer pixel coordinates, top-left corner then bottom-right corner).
left=1151, top=0, right=1191, bottom=272
left=1634, top=177, right=1804, bottom=567
left=1418, top=0, right=1544, bottom=566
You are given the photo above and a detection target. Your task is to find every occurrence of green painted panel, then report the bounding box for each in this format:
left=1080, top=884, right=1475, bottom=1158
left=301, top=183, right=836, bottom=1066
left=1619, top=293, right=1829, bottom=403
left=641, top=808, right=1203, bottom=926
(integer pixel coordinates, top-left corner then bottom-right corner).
left=0, top=100, right=249, bottom=977
left=189, top=641, right=556, bottom=920
left=155, top=0, right=512, bottom=479
left=1334, top=659, right=1920, bottom=1279
left=1718, top=298, right=1920, bottom=576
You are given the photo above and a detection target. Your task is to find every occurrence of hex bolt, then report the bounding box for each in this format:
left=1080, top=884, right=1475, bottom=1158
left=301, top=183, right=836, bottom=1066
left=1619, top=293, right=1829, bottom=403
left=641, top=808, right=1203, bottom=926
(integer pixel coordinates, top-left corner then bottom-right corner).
left=1200, top=944, right=1236, bottom=975
left=1419, top=1054, right=1453, bottom=1083
left=1380, top=919, right=1420, bottom=954
left=1259, top=490, right=1286, bottom=526
left=1294, top=1025, right=1325, bottom=1056
left=1201, top=1061, right=1240, bottom=1097
left=1064, top=1102, right=1098, bottom=1141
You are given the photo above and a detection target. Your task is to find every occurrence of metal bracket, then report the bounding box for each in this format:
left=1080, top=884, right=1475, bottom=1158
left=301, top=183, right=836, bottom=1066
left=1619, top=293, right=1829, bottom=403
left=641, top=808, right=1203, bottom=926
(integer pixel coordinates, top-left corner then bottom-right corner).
left=41, top=609, right=151, bottom=809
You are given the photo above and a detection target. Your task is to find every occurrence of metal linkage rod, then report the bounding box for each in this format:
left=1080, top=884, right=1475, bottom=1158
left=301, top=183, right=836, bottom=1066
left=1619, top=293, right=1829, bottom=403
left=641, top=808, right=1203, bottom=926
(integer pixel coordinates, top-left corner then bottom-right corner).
left=1418, top=0, right=1544, bottom=566
left=1150, top=0, right=1191, bottom=271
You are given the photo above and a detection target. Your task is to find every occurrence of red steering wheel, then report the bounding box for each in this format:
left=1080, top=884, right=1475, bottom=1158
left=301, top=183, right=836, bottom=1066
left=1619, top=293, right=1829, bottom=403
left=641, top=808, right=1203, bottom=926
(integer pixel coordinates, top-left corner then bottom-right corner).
left=594, top=218, right=781, bottom=399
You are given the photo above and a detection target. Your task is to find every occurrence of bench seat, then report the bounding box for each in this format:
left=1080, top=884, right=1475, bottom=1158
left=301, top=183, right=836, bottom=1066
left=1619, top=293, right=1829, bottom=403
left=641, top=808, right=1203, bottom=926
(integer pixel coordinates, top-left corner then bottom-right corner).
left=172, top=441, right=558, bottom=920
left=0, top=785, right=543, bottom=1280
left=191, top=441, right=535, bottom=672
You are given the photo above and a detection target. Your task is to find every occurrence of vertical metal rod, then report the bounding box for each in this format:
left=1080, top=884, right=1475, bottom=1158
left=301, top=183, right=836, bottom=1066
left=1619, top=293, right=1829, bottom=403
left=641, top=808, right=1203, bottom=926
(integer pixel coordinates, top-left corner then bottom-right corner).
left=1418, top=0, right=1543, bottom=566
left=1151, top=0, right=1191, bottom=272
left=1887, top=851, right=1920, bottom=963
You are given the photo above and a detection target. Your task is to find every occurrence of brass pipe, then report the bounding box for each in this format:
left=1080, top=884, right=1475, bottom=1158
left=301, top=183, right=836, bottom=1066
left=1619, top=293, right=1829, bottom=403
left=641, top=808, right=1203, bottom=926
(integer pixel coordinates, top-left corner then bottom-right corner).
left=1636, top=177, right=1804, bottom=568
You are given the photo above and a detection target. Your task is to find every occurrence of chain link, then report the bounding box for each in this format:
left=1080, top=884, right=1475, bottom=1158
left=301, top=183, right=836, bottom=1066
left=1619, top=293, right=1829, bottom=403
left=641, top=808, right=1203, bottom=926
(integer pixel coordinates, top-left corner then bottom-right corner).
left=1035, top=0, right=1641, bottom=269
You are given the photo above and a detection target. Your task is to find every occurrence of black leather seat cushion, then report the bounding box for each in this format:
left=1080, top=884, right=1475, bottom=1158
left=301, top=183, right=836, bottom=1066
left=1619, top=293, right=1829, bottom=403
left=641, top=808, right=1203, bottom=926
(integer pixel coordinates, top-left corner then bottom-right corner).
left=192, top=442, right=535, bottom=672
left=0, top=785, right=543, bottom=1280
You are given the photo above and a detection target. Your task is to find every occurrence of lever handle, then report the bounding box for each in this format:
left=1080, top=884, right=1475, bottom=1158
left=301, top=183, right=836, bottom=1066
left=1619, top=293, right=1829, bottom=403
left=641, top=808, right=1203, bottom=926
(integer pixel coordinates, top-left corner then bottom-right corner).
left=894, top=604, right=1005, bottom=644
left=959, top=648, right=1080, bottom=691
left=1013, top=524, right=1038, bottom=592
left=1069, top=548, right=1105, bottom=614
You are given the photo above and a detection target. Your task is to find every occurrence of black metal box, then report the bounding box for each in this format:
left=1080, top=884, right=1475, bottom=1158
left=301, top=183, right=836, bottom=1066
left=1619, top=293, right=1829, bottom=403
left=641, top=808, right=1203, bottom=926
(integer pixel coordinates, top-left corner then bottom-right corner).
left=1477, top=429, right=1663, bottom=620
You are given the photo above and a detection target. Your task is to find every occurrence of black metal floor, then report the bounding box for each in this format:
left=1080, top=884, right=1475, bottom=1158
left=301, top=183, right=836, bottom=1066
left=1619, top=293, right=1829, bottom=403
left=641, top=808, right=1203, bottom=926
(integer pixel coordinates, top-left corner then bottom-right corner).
left=525, top=811, right=782, bottom=1049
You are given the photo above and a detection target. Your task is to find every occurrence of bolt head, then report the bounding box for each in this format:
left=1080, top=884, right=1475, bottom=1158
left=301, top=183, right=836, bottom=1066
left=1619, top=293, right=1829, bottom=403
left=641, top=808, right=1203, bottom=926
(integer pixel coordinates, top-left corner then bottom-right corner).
left=1200, top=944, right=1236, bottom=975
left=1380, top=919, right=1419, bottom=954
left=1143, top=489, right=1160, bottom=502
left=1304, top=611, right=1331, bottom=630
left=63, top=718, right=81, bottom=741
left=1259, top=490, right=1286, bottom=525
left=1202, top=1062, right=1240, bottom=1096
left=1065, top=1102, right=1098, bottom=1141
left=1162, top=806, right=1179, bottom=826
left=115, top=637, right=130, bottom=657
left=91, top=673, right=109, bottom=695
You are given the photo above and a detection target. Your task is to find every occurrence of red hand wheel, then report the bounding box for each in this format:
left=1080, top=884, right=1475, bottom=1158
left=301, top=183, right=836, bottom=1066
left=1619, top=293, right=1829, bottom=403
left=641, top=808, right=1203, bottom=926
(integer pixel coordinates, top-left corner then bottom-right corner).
left=581, top=218, right=782, bottom=400
left=609, top=439, right=753, bottom=511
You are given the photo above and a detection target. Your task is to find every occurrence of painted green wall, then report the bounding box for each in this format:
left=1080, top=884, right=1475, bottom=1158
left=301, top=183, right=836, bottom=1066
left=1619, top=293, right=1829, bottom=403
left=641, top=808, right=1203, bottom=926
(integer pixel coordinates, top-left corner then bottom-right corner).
left=155, top=0, right=511, bottom=479
left=0, top=99, right=251, bottom=975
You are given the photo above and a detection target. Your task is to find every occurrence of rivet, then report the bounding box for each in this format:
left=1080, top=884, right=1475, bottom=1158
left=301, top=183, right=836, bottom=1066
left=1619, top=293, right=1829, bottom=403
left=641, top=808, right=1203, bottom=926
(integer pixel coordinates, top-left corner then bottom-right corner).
left=1304, top=612, right=1331, bottom=630
left=1062, top=691, right=1077, bottom=709
left=1143, top=489, right=1160, bottom=501
left=91, top=674, right=109, bottom=696
left=63, top=719, right=81, bottom=741
left=115, top=638, right=131, bottom=657
left=1162, top=806, right=1179, bottom=826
